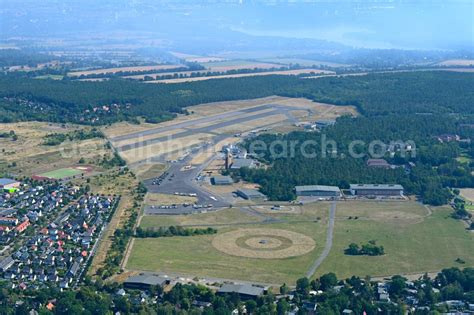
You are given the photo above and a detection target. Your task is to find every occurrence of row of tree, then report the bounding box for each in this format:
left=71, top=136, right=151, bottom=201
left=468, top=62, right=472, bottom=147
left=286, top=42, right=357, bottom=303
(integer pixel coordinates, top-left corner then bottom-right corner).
left=135, top=226, right=217, bottom=238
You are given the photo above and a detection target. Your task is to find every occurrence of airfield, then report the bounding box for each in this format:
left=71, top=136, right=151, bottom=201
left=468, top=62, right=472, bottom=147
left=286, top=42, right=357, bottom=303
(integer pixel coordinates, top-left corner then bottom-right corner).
left=105, top=96, right=355, bottom=214
left=102, top=96, right=474, bottom=284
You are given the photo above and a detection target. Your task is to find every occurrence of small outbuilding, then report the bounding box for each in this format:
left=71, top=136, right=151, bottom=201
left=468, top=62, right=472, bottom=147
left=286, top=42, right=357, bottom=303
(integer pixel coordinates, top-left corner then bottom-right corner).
left=124, top=273, right=170, bottom=290
left=211, top=176, right=234, bottom=185
left=230, top=159, right=257, bottom=170
left=218, top=283, right=265, bottom=299
left=236, top=189, right=267, bottom=201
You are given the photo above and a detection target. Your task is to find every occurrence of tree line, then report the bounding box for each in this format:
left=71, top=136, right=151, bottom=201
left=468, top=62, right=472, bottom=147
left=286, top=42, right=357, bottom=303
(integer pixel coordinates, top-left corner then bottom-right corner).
left=135, top=226, right=217, bottom=238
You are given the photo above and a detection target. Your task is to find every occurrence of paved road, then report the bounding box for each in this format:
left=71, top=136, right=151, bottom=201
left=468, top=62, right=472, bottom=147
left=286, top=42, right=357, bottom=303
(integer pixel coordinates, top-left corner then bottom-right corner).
left=305, top=201, right=337, bottom=278
left=143, top=148, right=230, bottom=215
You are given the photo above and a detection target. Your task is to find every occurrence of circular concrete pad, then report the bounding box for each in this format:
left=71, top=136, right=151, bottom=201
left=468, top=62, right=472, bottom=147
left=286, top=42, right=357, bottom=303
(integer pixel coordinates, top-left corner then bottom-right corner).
left=212, top=228, right=315, bottom=259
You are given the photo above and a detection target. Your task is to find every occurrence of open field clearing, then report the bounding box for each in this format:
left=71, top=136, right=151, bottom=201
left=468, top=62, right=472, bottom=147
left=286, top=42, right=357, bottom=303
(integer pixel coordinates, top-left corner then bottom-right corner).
left=259, top=58, right=351, bottom=68
left=170, top=52, right=226, bottom=63
left=145, top=192, right=197, bottom=207
left=460, top=188, right=474, bottom=202
left=139, top=207, right=262, bottom=229
left=134, top=163, right=167, bottom=181
left=67, top=64, right=183, bottom=77
left=437, top=59, right=474, bottom=66
left=200, top=60, right=282, bottom=71
left=334, top=200, right=429, bottom=225
left=112, top=128, right=187, bottom=148
left=147, top=69, right=334, bottom=84
left=102, top=121, right=182, bottom=139
left=34, top=74, right=64, bottom=80
left=0, top=122, right=107, bottom=176
left=127, top=221, right=327, bottom=284
left=460, top=189, right=474, bottom=211
left=315, top=204, right=474, bottom=279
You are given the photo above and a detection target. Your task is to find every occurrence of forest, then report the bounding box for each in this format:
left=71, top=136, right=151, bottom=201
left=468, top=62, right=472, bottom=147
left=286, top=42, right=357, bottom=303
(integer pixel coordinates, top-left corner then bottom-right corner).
left=0, top=71, right=472, bottom=124
left=237, top=114, right=473, bottom=205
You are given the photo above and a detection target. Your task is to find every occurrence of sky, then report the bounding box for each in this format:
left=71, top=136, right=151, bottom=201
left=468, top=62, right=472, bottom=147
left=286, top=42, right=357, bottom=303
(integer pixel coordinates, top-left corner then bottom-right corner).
left=1, top=0, right=473, bottom=51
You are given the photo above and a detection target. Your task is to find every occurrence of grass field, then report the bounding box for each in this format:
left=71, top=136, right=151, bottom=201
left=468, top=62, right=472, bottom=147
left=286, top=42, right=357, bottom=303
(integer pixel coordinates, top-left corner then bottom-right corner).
left=135, top=163, right=167, bottom=181
left=144, top=193, right=197, bottom=207
left=459, top=188, right=474, bottom=211
left=139, top=207, right=263, bottom=229
left=127, top=221, right=327, bottom=284
left=37, top=167, right=83, bottom=179
left=128, top=201, right=474, bottom=284
left=315, top=205, right=474, bottom=279
left=34, top=74, right=64, bottom=80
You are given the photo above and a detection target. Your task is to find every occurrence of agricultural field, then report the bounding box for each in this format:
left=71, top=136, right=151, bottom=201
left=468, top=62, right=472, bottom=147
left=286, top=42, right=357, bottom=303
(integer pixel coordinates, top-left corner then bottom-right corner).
left=199, top=60, right=282, bottom=72
left=126, top=200, right=474, bottom=284
left=149, top=68, right=333, bottom=84
left=170, top=52, right=226, bottom=63
left=259, top=58, right=351, bottom=68
left=34, top=74, right=64, bottom=80
left=436, top=59, right=474, bottom=66
left=67, top=64, right=184, bottom=77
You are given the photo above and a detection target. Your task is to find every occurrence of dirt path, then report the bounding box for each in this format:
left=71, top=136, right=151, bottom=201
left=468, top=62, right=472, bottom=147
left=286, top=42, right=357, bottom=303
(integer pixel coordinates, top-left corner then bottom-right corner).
left=120, top=238, right=135, bottom=270
left=306, top=201, right=336, bottom=278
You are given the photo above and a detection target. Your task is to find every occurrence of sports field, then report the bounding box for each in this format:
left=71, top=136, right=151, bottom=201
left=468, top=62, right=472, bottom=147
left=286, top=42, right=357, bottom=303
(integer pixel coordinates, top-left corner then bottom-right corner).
left=36, top=167, right=83, bottom=179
